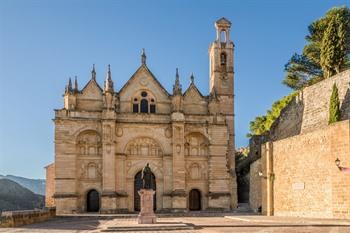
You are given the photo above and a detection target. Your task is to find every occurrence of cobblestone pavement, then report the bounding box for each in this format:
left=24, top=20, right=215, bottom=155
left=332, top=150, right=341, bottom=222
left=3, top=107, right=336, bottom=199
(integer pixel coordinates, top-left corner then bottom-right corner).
left=1, top=216, right=350, bottom=233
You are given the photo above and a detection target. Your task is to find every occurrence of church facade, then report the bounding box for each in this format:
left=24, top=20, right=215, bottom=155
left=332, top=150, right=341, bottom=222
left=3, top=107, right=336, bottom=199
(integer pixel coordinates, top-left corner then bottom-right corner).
left=46, top=18, right=237, bottom=214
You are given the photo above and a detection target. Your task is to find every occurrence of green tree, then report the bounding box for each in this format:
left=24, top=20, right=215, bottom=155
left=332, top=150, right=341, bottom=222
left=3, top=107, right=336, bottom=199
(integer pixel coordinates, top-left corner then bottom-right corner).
left=320, top=14, right=347, bottom=78
left=329, top=83, right=341, bottom=124
left=248, top=92, right=297, bottom=136
left=283, top=6, right=350, bottom=90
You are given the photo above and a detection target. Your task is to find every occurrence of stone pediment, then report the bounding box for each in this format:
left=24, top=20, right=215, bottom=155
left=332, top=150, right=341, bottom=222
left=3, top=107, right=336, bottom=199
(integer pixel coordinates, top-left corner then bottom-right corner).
left=118, top=64, right=170, bottom=101
left=119, top=65, right=169, bottom=95
left=183, top=83, right=205, bottom=103
left=80, top=79, right=103, bottom=100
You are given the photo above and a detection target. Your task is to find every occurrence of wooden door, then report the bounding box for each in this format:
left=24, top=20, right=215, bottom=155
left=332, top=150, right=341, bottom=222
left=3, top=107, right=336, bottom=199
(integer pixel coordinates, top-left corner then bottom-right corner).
left=87, top=189, right=100, bottom=212
left=189, top=189, right=201, bottom=211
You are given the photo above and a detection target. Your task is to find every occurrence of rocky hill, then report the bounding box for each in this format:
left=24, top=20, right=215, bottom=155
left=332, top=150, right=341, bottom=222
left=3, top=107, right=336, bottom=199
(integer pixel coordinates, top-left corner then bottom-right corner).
left=0, top=174, right=45, bottom=195
left=0, top=179, right=45, bottom=211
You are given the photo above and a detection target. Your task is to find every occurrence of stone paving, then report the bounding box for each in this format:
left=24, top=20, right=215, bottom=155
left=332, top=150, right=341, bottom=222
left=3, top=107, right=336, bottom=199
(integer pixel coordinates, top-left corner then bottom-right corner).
left=1, top=215, right=350, bottom=233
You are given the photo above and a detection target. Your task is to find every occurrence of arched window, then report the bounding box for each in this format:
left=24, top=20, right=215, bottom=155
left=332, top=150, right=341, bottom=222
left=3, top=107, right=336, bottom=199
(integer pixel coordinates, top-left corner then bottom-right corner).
left=140, top=99, right=149, bottom=113
left=132, top=91, right=156, bottom=114
left=221, top=52, right=227, bottom=66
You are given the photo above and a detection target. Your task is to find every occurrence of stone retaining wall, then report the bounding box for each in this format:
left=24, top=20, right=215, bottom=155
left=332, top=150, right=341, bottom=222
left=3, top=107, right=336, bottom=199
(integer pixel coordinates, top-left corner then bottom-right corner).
left=0, top=208, right=56, bottom=227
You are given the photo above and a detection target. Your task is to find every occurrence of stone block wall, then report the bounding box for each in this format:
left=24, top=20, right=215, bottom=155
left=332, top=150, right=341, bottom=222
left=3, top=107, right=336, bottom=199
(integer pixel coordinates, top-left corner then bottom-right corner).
left=45, top=163, right=55, bottom=207
left=262, top=120, right=350, bottom=218
left=249, top=159, right=261, bottom=212
left=270, top=70, right=350, bottom=141
left=0, top=208, right=56, bottom=227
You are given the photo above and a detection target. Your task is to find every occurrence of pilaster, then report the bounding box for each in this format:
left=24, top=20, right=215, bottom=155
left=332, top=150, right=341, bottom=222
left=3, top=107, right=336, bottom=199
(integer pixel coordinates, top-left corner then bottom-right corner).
left=171, top=112, right=187, bottom=210
left=101, top=110, right=117, bottom=213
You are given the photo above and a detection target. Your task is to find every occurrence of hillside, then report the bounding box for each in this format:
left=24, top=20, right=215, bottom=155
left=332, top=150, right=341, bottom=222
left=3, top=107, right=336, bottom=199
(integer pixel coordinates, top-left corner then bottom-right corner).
left=0, top=174, right=45, bottom=195
left=0, top=179, right=44, bottom=211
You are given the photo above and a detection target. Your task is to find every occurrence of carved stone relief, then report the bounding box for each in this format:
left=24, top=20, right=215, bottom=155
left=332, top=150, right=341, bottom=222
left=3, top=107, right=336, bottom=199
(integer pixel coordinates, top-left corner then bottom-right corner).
left=185, top=133, right=208, bottom=156
left=126, top=137, right=163, bottom=156
left=79, top=161, right=102, bottom=180
left=76, top=131, right=102, bottom=156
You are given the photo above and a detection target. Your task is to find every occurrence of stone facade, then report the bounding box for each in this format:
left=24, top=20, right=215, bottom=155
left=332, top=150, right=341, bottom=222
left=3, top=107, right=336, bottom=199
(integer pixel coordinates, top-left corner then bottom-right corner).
left=47, top=18, right=237, bottom=214
left=259, top=70, right=350, bottom=219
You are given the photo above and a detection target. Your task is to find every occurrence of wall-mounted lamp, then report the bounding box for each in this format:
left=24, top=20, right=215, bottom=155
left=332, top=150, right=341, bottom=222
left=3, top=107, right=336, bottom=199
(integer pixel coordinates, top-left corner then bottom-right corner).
left=335, top=158, right=341, bottom=170
left=335, top=158, right=350, bottom=173
left=258, top=171, right=267, bottom=179
left=258, top=171, right=275, bottom=181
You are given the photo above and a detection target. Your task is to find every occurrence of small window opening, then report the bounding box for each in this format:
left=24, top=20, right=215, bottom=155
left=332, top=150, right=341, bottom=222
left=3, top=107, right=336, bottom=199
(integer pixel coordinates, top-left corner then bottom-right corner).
left=150, top=104, right=156, bottom=113
left=141, top=91, right=148, bottom=97
left=133, top=104, right=139, bottom=113
left=221, top=53, right=227, bottom=65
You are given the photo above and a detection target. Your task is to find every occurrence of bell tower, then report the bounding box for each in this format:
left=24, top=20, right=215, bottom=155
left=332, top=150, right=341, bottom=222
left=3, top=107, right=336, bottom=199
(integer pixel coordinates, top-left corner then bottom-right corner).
left=209, top=17, right=234, bottom=97
left=209, top=17, right=237, bottom=208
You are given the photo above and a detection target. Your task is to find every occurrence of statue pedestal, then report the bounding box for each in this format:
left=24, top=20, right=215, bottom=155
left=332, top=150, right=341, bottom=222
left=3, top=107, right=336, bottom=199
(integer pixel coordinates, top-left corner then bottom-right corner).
left=138, top=189, right=156, bottom=224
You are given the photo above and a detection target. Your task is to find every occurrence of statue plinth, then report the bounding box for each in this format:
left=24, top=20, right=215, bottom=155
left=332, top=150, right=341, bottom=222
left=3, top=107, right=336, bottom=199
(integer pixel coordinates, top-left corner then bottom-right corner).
left=138, top=189, right=156, bottom=224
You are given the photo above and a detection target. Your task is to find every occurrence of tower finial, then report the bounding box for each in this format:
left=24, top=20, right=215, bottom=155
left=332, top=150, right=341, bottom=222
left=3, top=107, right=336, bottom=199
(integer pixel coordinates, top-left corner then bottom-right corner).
left=141, top=48, right=146, bottom=65
left=104, top=64, right=114, bottom=93
left=173, top=68, right=182, bottom=95
left=74, top=76, right=78, bottom=93
left=68, top=77, right=73, bottom=91
left=91, top=64, right=96, bottom=80
left=190, top=73, right=194, bottom=84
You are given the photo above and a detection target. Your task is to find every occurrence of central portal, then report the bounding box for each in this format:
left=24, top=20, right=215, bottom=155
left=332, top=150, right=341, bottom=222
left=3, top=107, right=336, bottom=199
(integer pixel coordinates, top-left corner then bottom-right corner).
left=134, top=170, right=156, bottom=211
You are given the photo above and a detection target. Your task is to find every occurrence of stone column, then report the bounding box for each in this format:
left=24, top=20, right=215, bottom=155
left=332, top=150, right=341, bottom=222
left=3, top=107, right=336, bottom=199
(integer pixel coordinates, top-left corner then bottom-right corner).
left=171, top=112, right=187, bottom=211
left=101, top=111, right=117, bottom=213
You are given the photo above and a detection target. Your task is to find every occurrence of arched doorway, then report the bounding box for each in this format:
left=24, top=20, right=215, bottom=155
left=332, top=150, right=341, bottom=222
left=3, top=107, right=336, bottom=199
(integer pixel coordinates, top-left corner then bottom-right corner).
left=86, top=189, right=100, bottom=212
left=134, top=171, right=156, bottom=211
left=189, top=189, right=201, bottom=211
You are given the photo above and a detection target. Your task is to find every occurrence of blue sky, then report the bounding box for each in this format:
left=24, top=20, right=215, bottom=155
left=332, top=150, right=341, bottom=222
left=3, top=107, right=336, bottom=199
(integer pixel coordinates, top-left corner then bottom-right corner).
left=0, top=0, right=348, bottom=179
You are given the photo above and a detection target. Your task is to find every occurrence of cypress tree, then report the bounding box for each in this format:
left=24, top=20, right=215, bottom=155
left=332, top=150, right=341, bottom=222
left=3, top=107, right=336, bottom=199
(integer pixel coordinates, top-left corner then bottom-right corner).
left=329, top=83, right=341, bottom=124
left=320, top=14, right=347, bottom=78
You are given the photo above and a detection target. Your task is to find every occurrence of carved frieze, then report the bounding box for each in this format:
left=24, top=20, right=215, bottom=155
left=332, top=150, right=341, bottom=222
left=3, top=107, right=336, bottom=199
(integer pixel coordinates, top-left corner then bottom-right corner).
left=125, top=137, right=163, bottom=156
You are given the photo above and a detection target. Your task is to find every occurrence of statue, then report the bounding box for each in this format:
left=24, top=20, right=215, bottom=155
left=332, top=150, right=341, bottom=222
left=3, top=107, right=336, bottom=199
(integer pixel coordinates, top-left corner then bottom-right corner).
left=141, top=163, right=153, bottom=189
left=138, top=163, right=156, bottom=224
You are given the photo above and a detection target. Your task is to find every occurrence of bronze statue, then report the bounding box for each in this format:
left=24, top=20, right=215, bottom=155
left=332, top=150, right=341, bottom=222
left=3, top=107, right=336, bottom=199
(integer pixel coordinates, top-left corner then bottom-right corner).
left=141, top=163, right=153, bottom=189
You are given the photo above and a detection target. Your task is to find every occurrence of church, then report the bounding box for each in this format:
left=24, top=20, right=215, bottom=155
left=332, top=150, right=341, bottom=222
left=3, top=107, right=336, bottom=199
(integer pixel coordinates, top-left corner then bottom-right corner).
left=45, top=17, right=237, bottom=214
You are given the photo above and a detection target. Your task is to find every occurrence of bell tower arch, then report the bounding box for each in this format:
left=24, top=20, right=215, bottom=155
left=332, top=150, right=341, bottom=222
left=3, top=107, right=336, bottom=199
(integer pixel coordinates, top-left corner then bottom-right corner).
left=209, top=17, right=234, bottom=97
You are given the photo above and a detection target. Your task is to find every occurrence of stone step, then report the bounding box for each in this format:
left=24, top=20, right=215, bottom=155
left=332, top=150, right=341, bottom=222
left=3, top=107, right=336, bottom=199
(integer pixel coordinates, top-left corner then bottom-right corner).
left=101, top=223, right=195, bottom=232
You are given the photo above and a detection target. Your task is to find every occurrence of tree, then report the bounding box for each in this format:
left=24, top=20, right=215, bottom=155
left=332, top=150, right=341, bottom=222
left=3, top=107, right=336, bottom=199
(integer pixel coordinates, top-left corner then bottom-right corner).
left=320, top=14, right=347, bottom=78
left=283, top=6, right=350, bottom=90
left=329, top=83, right=341, bottom=124
left=248, top=92, right=297, bottom=136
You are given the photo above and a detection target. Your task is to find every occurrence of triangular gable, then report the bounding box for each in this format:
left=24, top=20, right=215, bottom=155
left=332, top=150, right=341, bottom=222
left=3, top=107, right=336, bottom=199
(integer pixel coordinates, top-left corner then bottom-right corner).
left=80, top=79, right=103, bottom=99
left=183, top=83, right=205, bottom=102
left=119, top=64, right=170, bottom=97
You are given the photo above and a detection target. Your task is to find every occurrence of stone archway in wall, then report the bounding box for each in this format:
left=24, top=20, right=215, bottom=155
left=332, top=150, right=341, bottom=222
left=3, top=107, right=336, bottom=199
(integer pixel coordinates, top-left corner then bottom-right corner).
left=86, top=189, right=100, bottom=212
left=125, top=137, right=164, bottom=212
left=134, top=171, right=156, bottom=211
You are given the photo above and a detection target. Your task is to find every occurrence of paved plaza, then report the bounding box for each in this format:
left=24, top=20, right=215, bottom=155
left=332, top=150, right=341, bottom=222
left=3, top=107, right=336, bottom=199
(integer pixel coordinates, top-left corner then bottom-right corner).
left=1, top=215, right=350, bottom=233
